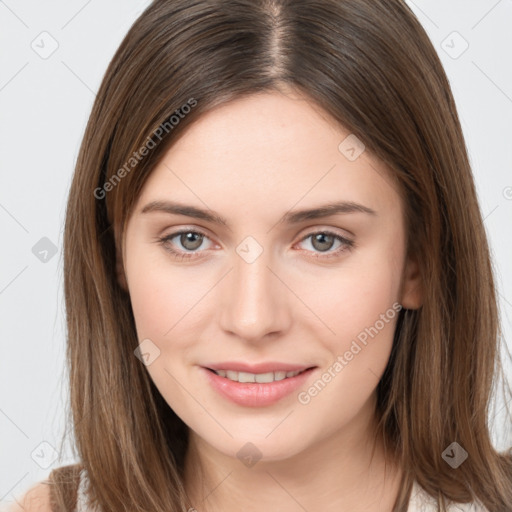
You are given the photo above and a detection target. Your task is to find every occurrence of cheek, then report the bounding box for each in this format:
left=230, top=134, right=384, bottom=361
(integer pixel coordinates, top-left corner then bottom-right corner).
left=125, top=243, right=216, bottom=350
left=299, top=256, right=402, bottom=416
left=124, top=239, right=176, bottom=339
left=300, top=238, right=403, bottom=342
left=125, top=247, right=207, bottom=412
left=126, top=261, right=169, bottom=339
left=296, top=235, right=404, bottom=400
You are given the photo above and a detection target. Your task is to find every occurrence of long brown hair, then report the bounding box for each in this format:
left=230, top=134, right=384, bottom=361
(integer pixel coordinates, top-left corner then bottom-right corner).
left=52, top=0, right=512, bottom=510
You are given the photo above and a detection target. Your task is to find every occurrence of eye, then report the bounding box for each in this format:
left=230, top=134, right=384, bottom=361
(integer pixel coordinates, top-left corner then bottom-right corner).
left=296, top=230, right=354, bottom=259
left=158, top=229, right=213, bottom=260
left=157, top=228, right=355, bottom=261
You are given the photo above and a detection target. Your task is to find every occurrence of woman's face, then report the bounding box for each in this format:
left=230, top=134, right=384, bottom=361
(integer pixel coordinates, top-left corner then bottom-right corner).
left=121, top=89, right=422, bottom=462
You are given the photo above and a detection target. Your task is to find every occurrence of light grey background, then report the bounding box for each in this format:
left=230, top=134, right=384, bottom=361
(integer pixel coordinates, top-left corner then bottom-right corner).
left=1, top=0, right=511, bottom=507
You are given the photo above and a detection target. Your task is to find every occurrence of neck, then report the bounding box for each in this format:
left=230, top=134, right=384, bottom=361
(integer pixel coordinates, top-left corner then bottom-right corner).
left=183, top=396, right=402, bottom=512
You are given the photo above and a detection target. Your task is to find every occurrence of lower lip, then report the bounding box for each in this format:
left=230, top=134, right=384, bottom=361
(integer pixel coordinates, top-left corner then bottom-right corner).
left=201, top=367, right=316, bottom=407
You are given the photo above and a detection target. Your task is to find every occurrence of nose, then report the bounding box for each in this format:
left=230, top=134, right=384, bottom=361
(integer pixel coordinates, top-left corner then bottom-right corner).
left=218, top=246, right=292, bottom=343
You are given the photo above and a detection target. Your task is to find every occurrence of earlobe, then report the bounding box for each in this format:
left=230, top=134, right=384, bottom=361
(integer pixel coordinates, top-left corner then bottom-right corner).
left=400, top=255, right=423, bottom=310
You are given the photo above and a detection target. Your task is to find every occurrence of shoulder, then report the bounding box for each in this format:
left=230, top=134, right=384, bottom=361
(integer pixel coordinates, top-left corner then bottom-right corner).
left=7, top=464, right=86, bottom=512
left=7, top=481, right=52, bottom=512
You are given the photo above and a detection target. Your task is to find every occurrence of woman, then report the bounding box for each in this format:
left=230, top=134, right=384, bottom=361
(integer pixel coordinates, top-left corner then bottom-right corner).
left=14, top=0, right=512, bottom=510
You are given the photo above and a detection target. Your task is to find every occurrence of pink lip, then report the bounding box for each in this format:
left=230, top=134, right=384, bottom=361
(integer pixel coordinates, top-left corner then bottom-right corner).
left=201, top=366, right=316, bottom=407
left=205, top=361, right=315, bottom=373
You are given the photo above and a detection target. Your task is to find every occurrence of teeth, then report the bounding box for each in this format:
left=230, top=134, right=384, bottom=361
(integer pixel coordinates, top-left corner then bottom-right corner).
left=213, top=369, right=305, bottom=383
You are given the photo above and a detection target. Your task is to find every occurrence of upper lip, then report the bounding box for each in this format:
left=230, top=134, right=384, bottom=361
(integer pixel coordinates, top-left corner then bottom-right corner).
left=205, top=362, right=316, bottom=373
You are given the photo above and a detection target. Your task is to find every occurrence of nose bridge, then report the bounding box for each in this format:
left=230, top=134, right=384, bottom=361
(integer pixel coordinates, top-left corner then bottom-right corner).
left=219, top=236, right=289, bottom=340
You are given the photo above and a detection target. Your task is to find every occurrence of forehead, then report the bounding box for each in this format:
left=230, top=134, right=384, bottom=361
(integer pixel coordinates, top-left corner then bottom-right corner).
left=134, top=90, right=401, bottom=225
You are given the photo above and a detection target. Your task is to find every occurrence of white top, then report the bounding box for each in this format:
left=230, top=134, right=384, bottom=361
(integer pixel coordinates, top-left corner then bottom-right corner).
left=76, top=468, right=489, bottom=511
left=76, top=470, right=99, bottom=512
left=407, top=480, right=488, bottom=511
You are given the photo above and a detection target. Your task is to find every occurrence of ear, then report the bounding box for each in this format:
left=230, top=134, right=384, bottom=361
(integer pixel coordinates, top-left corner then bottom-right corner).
left=400, top=253, right=423, bottom=310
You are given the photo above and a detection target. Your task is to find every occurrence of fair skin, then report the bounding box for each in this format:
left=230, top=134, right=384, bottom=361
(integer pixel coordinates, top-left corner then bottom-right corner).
left=14, top=88, right=421, bottom=512
left=119, top=89, right=422, bottom=512
left=9, top=481, right=51, bottom=512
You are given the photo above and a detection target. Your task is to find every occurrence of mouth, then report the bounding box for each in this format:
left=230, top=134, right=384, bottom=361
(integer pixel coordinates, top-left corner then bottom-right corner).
left=202, top=365, right=318, bottom=407
left=205, top=367, right=315, bottom=384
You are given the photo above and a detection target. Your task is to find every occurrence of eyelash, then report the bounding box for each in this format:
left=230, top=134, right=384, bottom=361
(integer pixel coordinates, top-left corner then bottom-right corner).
left=157, top=228, right=355, bottom=261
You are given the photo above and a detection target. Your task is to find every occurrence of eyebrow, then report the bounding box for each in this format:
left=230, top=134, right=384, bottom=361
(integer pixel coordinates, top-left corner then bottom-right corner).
left=140, top=200, right=377, bottom=227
